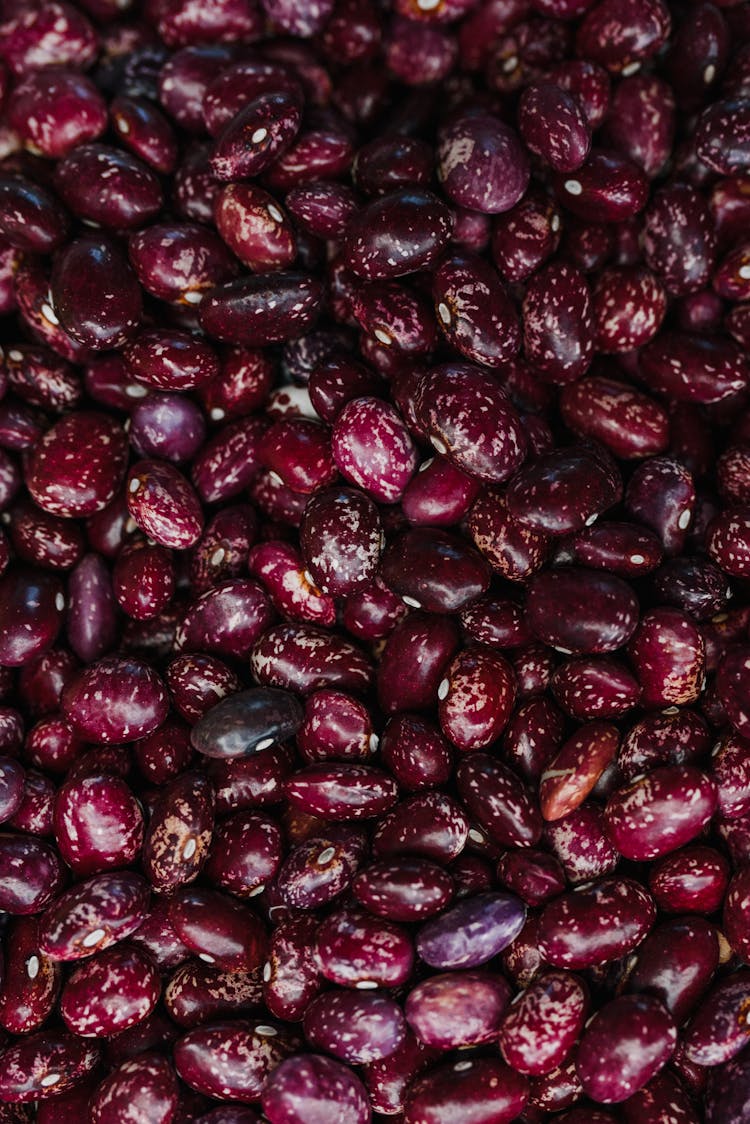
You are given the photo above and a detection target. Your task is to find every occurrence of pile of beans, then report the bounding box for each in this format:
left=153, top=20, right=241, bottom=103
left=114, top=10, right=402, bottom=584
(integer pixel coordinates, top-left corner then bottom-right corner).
left=1, top=0, right=750, bottom=1119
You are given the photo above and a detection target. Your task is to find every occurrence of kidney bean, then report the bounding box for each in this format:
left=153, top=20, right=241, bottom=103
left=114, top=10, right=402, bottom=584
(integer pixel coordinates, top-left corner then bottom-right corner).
left=404, top=1055, right=528, bottom=1124
left=497, top=849, right=566, bottom=908
left=343, top=187, right=453, bottom=279
left=252, top=622, right=374, bottom=696
left=436, top=646, right=515, bottom=751
left=61, top=654, right=168, bottom=744
left=618, top=709, right=711, bottom=782
left=436, top=111, right=529, bottom=215
left=190, top=689, right=303, bottom=761
left=648, top=845, right=728, bottom=918
left=378, top=714, right=452, bottom=791
left=432, top=251, right=520, bottom=367
left=209, top=744, right=293, bottom=815
left=416, top=891, right=526, bottom=970
left=263, top=914, right=321, bottom=1022
left=65, top=553, right=118, bottom=665
left=576, top=994, right=676, bottom=1104
left=0, top=916, right=59, bottom=1034
left=575, top=0, right=671, bottom=73
left=200, top=272, right=323, bottom=347
left=247, top=541, right=334, bottom=627
left=529, top=567, right=638, bottom=657
left=456, top=753, right=542, bottom=848
left=60, top=943, right=160, bottom=1037
left=406, top=969, right=511, bottom=1049
left=0, top=568, right=63, bottom=669
left=417, top=362, right=527, bottom=483
left=110, top=94, right=178, bottom=174
left=374, top=791, right=468, bottom=864
left=276, top=831, right=362, bottom=910
left=522, top=261, right=593, bottom=384
left=26, top=411, right=128, bottom=519
left=538, top=877, right=655, bottom=969
left=175, top=1020, right=298, bottom=1103
left=682, top=969, right=750, bottom=1067
left=142, top=772, right=214, bottom=892
left=125, top=458, right=203, bottom=551
left=625, top=915, right=720, bottom=1024
left=539, top=723, right=619, bottom=822
left=627, top=608, right=705, bottom=709
left=401, top=455, right=480, bottom=528
left=261, top=1053, right=369, bottom=1124
left=643, top=184, right=717, bottom=296
left=304, top=989, right=407, bottom=1064
left=519, top=82, right=591, bottom=173
left=508, top=445, right=621, bottom=536
left=491, top=191, right=561, bottom=284
left=0, top=1030, right=99, bottom=1103
left=499, top=970, right=588, bottom=1077
left=552, top=656, right=640, bottom=719
left=176, top=580, right=273, bottom=662
left=695, top=97, right=750, bottom=174
left=625, top=457, right=696, bottom=558
left=559, top=521, right=664, bottom=578
left=605, top=766, right=716, bottom=861
left=39, top=871, right=149, bottom=963
left=640, top=331, right=748, bottom=405
left=52, top=772, right=142, bottom=876
left=88, top=1054, right=178, bottom=1124
left=467, top=489, right=550, bottom=583
left=351, top=857, right=451, bottom=923
left=284, top=763, right=397, bottom=822
left=165, top=960, right=262, bottom=1029
left=168, top=887, right=266, bottom=973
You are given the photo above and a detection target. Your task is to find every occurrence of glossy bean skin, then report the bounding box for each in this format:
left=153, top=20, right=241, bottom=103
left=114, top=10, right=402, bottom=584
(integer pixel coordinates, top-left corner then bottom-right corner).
left=175, top=1020, right=299, bottom=1103
left=39, top=871, right=150, bottom=961
left=406, top=970, right=512, bottom=1049
left=404, top=1056, right=528, bottom=1124
left=457, top=754, right=543, bottom=849
left=343, top=188, right=453, bottom=279
left=605, top=766, right=717, bottom=861
left=59, top=944, right=160, bottom=1038
left=538, top=878, right=656, bottom=969
left=304, top=989, right=407, bottom=1064
left=0, top=916, right=60, bottom=1034
left=416, top=891, right=526, bottom=969
left=575, top=994, right=677, bottom=1104
left=625, top=916, right=720, bottom=1024
left=500, top=971, right=588, bottom=1076
left=0, top=1030, right=100, bottom=1103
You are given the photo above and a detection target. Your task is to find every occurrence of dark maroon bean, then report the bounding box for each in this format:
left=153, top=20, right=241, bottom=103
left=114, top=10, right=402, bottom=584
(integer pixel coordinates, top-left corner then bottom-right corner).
left=492, top=194, right=560, bottom=286
left=468, top=490, right=551, bottom=583
left=249, top=540, right=335, bottom=627
left=575, top=0, right=670, bottom=73
left=522, top=262, right=593, bottom=384
left=589, top=268, right=667, bottom=355
left=191, top=416, right=267, bottom=505
left=546, top=802, right=619, bottom=885
left=191, top=688, right=303, bottom=760
left=298, top=487, right=382, bottom=597
left=625, top=458, right=695, bottom=557
left=342, top=577, right=406, bottom=644
left=554, top=150, right=648, bottom=224
left=215, top=183, right=296, bottom=272
left=129, top=222, right=236, bottom=305
left=24, top=716, right=81, bottom=776
left=706, top=505, right=750, bottom=577
left=287, top=180, right=358, bottom=240
left=628, top=608, right=705, bottom=709
left=417, top=362, right=527, bottom=483
left=380, top=714, right=452, bottom=790
left=539, top=878, right=655, bottom=969
left=640, top=331, right=748, bottom=405
left=264, top=914, right=320, bottom=1022
left=4, top=344, right=80, bottom=413
left=552, top=655, right=640, bottom=719
left=60, top=944, right=160, bottom=1037
left=296, top=690, right=375, bottom=763
left=0, top=569, right=64, bottom=668
left=0, top=834, right=63, bottom=915
left=652, top=557, right=730, bottom=622
left=602, top=764, right=715, bottom=858
left=66, top=553, right=118, bottom=664
left=500, top=970, right=588, bottom=1076
left=432, top=251, right=519, bottom=367
left=343, top=188, right=452, bottom=280
left=40, top=872, right=149, bottom=962
left=165, top=960, right=262, bottom=1028
left=604, top=75, right=674, bottom=178
left=277, top=832, right=361, bottom=909
left=716, top=644, right=750, bottom=738
left=519, top=82, right=591, bottom=173
left=285, top=763, right=397, bottom=821
left=62, top=656, right=168, bottom=743
left=352, top=857, right=453, bottom=922
left=8, top=500, right=83, bottom=572
left=169, top=887, right=266, bottom=973
left=437, top=112, right=529, bottom=214
left=89, top=1054, right=178, bottom=1124
left=435, top=646, right=514, bottom=750
left=363, top=1028, right=435, bottom=1117
left=125, top=329, right=218, bottom=392
left=211, top=91, right=302, bottom=181
left=528, top=567, right=638, bottom=655
left=27, top=411, right=128, bottom=518
left=506, top=445, right=620, bottom=536
left=649, top=844, right=729, bottom=916
left=497, top=849, right=566, bottom=907
left=209, top=744, right=293, bottom=816
left=460, top=595, right=530, bottom=651
left=457, top=754, right=542, bottom=848
left=191, top=505, right=258, bottom=593
left=385, top=16, right=458, bottom=84
left=0, top=175, right=68, bottom=255
left=0, top=1031, right=99, bottom=1103
left=502, top=696, right=565, bottom=783
left=406, top=970, right=511, bottom=1048
left=619, top=708, right=710, bottom=782
left=695, top=97, right=750, bottom=174
left=0, top=916, right=59, bottom=1035
left=110, top=95, right=178, bottom=174
left=620, top=1071, right=698, bottom=1124
left=643, top=184, right=717, bottom=296
left=205, top=811, right=282, bottom=900
left=559, top=521, right=663, bottom=577
left=381, top=528, right=490, bottom=614
left=174, top=1020, right=298, bottom=1103
left=8, top=769, right=54, bottom=836
left=54, top=144, right=162, bottom=231
left=576, top=994, right=676, bottom=1104
left=50, top=235, right=141, bottom=351
left=0, top=756, right=24, bottom=823
left=53, top=773, right=143, bottom=876
left=8, top=68, right=105, bottom=157
left=143, top=772, right=214, bottom=892
left=200, top=273, right=323, bottom=346
left=401, top=455, right=480, bottom=527
left=114, top=543, right=174, bottom=621
left=262, top=1054, right=369, bottom=1124
left=374, top=791, right=468, bottom=863
left=404, top=1056, right=528, bottom=1124
left=260, top=417, right=335, bottom=495
left=304, top=990, right=406, bottom=1063
left=166, top=653, right=239, bottom=723
left=126, top=458, right=203, bottom=550
left=683, top=969, right=750, bottom=1066
left=251, top=622, right=373, bottom=695
left=626, top=916, right=720, bottom=1023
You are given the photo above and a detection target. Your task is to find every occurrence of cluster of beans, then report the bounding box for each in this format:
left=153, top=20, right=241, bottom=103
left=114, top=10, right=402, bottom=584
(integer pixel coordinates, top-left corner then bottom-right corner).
left=3, top=0, right=750, bottom=1120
